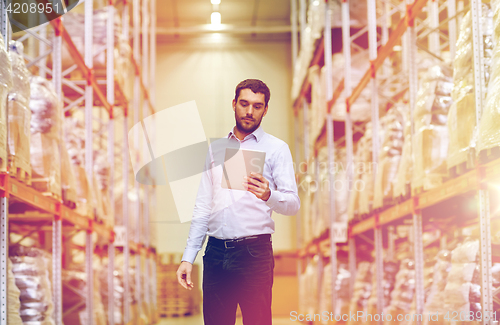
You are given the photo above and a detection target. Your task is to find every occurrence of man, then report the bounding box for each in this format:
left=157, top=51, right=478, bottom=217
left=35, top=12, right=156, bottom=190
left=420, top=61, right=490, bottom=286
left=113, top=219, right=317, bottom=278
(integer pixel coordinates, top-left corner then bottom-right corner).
left=176, top=79, right=300, bottom=325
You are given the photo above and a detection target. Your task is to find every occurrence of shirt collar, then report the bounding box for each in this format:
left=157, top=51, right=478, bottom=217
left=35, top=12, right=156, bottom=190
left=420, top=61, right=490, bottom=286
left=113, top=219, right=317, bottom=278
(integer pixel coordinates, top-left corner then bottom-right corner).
left=228, top=126, right=265, bottom=142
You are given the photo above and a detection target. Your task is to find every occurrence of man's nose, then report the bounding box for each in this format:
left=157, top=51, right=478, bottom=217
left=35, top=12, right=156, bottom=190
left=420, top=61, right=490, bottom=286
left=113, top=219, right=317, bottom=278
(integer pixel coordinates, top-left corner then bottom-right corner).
left=246, top=106, right=254, bottom=116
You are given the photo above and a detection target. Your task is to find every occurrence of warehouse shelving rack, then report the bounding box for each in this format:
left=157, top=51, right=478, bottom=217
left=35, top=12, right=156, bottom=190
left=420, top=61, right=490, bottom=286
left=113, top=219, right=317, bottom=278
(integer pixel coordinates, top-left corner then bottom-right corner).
left=292, top=0, right=497, bottom=323
left=0, top=0, right=158, bottom=323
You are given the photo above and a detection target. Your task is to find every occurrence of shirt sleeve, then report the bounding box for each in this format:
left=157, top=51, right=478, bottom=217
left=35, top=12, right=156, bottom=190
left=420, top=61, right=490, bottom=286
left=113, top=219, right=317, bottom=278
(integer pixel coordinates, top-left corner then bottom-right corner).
left=181, top=150, right=213, bottom=264
left=265, top=143, right=300, bottom=216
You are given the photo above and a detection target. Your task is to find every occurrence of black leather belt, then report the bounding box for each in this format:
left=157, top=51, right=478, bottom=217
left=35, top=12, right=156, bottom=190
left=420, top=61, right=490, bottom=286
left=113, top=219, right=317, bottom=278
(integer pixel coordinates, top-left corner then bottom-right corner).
left=208, top=234, right=271, bottom=249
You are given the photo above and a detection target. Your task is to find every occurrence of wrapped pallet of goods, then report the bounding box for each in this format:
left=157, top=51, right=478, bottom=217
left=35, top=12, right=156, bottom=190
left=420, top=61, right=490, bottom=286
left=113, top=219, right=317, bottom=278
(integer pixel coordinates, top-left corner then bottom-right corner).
left=358, top=118, right=386, bottom=216
left=348, top=137, right=364, bottom=223
left=94, top=152, right=112, bottom=225
left=8, top=41, right=31, bottom=184
left=411, top=64, right=453, bottom=193
left=477, top=0, right=500, bottom=160
left=64, top=117, right=93, bottom=216
left=55, top=7, right=131, bottom=88
left=0, top=35, right=11, bottom=173
left=9, top=246, right=55, bottom=325
left=299, top=255, right=321, bottom=317
left=319, top=263, right=351, bottom=325
left=365, top=260, right=400, bottom=325
left=383, top=259, right=415, bottom=325
left=29, top=76, right=62, bottom=198
left=7, top=259, right=23, bottom=325
left=447, top=5, right=493, bottom=172
left=61, top=140, right=78, bottom=208
left=346, top=262, right=373, bottom=325
left=422, top=249, right=453, bottom=325
left=99, top=262, right=125, bottom=325
left=393, top=107, right=412, bottom=200
left=373, top=105, right=405, bottom=209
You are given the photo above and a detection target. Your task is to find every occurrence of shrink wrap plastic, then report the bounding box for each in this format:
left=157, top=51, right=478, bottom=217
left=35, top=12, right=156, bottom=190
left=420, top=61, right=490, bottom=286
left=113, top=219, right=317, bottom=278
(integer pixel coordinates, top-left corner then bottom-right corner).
left=319, top=263, right=351, bottom=324
left=8, top=41, right=31, bottom=174
left=477, top=0, right=500, bottom=155
left=29, top=76, right=61, bottom=197
left=299, top=256, right=320, bottom=315
left=94, top=152, right=112, bottom=223
left=7, top=259, right=24, bottom=325
left=9, top=246, right=55, bottom=325
left=312, top=147, right=349, bottom=238
left=62, top=268, right=106, bottom=325
left=348, top=136, right=363, bottom=222
left=61, top=139, right=78, bottom=206
left=412, top=65, right=453, bottom=191
left=358, top=118, right=386, bottom=215
left=64, top=118, right=103, bottom=218
left=448, top=6, right=493, bottom=168
left=347, top=262, right=373, bottom=325
left=442, top=239, right=480, bottom=322
left=383, top=259, right=416, bottom=325
left=374, top=105, right=405, bottom=208
left=366, top=260, right=400, bottom=325
left=99, top=263, right=125, bottom=325
left=422, top=249, right=453, bottom=325
left=114, top=184, right=144, bottom=242
left=0, top=35, right=11, bottom=171
left=393, top=108, right=412, bottom=199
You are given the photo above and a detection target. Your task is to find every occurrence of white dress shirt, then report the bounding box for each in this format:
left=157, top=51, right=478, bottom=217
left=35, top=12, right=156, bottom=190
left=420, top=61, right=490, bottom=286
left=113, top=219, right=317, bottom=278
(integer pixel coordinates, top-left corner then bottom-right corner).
left=181, top=126, right=300, bottom=264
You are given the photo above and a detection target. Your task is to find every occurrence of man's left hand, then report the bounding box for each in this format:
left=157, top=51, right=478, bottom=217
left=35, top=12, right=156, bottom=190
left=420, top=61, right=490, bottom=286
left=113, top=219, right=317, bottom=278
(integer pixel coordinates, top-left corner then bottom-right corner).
left=243, top=172, right=271, bottom=201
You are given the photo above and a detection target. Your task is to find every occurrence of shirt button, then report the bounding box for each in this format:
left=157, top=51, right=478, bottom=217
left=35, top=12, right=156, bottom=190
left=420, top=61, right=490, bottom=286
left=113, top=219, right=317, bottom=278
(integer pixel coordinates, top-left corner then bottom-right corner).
left=224, top=223, right=227, bottom=226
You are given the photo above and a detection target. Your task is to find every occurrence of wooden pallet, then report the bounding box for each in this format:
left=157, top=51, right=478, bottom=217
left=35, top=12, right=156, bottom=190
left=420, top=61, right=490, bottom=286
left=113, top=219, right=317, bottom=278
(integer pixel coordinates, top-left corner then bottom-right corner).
left=8, top=155, right=31, bottom=185
left=479, top=146, right=500, bottom=165
left=447, top=148, right=476, bottom=180
left=62, top=187, right=77, bottom=209
left=31, top=177, right=61, bottom=200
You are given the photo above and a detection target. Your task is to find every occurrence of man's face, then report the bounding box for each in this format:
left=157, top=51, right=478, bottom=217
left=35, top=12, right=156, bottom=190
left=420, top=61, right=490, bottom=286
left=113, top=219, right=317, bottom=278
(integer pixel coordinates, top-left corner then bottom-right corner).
left=233, top=88, right=268, bottom=134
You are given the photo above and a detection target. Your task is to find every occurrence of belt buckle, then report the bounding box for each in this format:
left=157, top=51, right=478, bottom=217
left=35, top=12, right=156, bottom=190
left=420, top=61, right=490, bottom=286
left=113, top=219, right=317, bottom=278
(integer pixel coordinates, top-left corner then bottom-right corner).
left=224, top=240, right=234, bottom=249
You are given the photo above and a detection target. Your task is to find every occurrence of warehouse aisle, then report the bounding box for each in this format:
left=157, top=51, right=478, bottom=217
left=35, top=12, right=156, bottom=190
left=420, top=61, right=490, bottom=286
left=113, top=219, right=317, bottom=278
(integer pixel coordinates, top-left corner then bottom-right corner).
left=158, top=314, right=297, bottom=325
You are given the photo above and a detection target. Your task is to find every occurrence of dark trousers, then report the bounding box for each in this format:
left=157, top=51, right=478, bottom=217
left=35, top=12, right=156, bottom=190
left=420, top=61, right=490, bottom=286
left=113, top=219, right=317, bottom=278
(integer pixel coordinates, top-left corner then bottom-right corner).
left=202, top=236, right=274, bottom=325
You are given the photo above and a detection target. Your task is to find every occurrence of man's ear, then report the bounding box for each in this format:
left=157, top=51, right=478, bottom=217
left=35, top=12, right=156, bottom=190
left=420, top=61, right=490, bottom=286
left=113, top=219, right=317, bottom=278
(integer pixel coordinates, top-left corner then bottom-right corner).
left=232, top=99, right=236, bottom=112
left=263, top=105, right=268, bottom=117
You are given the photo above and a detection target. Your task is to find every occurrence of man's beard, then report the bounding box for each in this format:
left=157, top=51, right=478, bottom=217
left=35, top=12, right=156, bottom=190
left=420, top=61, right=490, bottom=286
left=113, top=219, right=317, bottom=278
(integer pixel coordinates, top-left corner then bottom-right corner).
left=236, top=115, right=262, bottom=134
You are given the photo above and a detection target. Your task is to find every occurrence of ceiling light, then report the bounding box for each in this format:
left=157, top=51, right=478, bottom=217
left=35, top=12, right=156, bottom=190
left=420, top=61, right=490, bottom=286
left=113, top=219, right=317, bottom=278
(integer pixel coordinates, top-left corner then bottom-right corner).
left=211, top=0, right=221, bottom=4
left=211, top=12, right=221, bottom=25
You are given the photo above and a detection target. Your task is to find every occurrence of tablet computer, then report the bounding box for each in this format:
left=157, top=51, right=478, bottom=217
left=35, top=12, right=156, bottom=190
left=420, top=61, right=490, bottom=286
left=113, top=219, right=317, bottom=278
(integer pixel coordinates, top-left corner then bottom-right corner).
left=221, top=148, right=266, bottom=191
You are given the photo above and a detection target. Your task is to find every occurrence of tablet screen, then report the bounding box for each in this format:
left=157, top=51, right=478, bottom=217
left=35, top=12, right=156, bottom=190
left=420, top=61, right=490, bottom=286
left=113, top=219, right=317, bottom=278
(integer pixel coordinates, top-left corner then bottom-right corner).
left=221, top=148, right=266, bottom=191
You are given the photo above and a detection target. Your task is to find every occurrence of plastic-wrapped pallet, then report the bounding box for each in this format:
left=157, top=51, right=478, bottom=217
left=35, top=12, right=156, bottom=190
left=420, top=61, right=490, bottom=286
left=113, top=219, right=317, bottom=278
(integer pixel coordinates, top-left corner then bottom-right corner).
left=359, top=118, right=386, bottom=215
left=477, top=0, right=500, bottom=157
left=94, top=152, right=112, bottom=225
left=8, top=41, right=31, bottom=180
left=309, top=65, right=325, bottom=155
left=383, top=259, right=415, bottom=325
left=9, top=246, right=55, bottom=325
left=64, top=117, right=92, bottom=216
left=29, top=76, right=62, bottom=197
left=99, top=263, right=125, bottom=325
left=347, top=262, right=373, bottom=325
left=7, top=259, right=24, bottom=325
left=300, top=256, right=320, bottom=316
left=0, top=35, right=11, bottom=172
left=422, top=249, right=452, bottom=325
left=365, top=260, right=400, bottom=325
left=412, top=64, right=453, bottom=192
left=348, top=138, right=364, bottom=222
left=447, top=5, right=493, bottom=169
left=442, top=239, right=479, bottom=323
left=393, top=107, right=412, bottom=199
left=319, top=263, right=351, bottom=324
left=61, top=140, right=78, bottom=208
left=374, top=105, right=405, bottom=209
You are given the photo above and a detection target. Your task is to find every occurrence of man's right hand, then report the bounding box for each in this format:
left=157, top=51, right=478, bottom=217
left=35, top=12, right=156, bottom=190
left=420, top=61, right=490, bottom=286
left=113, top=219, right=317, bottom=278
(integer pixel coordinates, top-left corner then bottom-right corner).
left=176, top=261, right=194, bottom=290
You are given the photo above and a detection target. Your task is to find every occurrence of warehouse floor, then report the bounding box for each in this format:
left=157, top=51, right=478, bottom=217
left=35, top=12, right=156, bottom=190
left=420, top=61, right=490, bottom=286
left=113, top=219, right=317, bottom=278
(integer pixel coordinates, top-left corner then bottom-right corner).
left=158, top=314, right=296, bottom=324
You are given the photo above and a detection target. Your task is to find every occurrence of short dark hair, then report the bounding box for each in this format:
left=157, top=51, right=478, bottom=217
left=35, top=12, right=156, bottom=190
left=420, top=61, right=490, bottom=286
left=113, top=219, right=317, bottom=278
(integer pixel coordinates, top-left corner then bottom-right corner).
left=234, top=79, right=271, bottom=107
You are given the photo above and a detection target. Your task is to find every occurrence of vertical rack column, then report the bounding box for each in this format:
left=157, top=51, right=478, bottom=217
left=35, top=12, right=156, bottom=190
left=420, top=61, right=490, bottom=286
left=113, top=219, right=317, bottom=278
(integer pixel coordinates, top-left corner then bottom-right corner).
left=367, top=0, right=384, bottom=319
left=471, top=0, right=493, bottom=323
left=52, top=18, right=63, bottom=325
left=132, top=0, right=142, bottom=313
left=121, top=0, right=131, bottom=322
left=324, top=0, right=338, bottom=314
left=84, top=0, right=94, bottom=321
left=107, top=1, right=116, bottom=324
